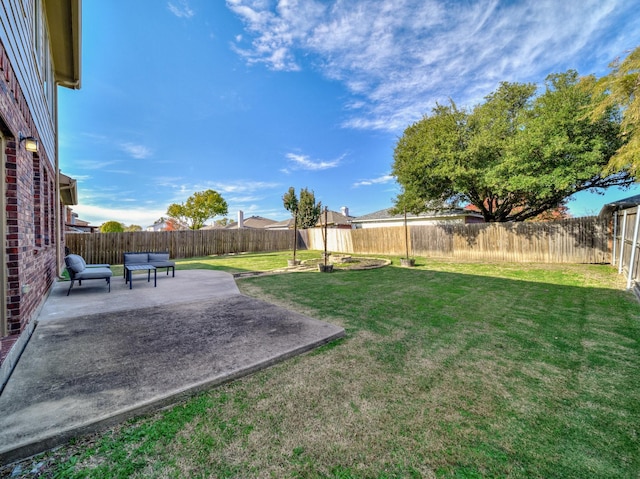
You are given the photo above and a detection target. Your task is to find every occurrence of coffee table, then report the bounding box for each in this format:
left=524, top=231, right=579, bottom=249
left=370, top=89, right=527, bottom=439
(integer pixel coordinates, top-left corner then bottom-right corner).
left=125, top=264, right=156, bottom=290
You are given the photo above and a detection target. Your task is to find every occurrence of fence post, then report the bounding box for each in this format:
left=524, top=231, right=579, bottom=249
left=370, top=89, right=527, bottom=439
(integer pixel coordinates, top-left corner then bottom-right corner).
left=627, top=207, right=640, bottom=290
left=619, top=211, right=628, bottom=274
left=612, top=212, right=618, bottom=266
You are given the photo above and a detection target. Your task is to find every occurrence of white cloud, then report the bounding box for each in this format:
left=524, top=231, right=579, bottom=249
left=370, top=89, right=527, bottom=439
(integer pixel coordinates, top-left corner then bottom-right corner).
left=71, top=203, right=166, bottom=228
left=120, top=142, right=152, bottom=159
left=286, top=152, right=342, bottom=171
left=227, top=0, right=327, bottom=71
left=209, top=180, right=281, bottom=194
left=167, top=0, right=194, bottom=18
left=68, top=159, right=122, bottom=171
left=227, top=195, right=263, bottom=203
left=227, top=0, right=640, bottom=132
left=353, top=174, right=394, bottom=188
left=155, top=180, right=281, bottom=202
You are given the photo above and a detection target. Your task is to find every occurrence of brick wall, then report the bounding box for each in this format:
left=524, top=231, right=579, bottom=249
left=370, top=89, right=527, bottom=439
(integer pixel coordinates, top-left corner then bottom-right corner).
left=1, top=38, right=59, bottom=364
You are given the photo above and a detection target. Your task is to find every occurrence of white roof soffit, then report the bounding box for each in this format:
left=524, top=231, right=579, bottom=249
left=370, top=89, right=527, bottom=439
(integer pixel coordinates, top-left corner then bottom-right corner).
left=59, top=172, right=78, bottom=205
left=46, top=0, right=82, bottom=89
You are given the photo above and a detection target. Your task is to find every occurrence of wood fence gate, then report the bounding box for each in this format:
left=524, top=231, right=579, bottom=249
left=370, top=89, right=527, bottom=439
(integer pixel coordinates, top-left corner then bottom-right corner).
left=611, top=207, right=640, bottom=293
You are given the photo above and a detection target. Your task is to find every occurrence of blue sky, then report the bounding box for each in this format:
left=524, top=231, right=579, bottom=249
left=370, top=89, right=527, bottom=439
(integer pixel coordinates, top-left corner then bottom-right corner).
left=59, top=0, right=640, bottom=228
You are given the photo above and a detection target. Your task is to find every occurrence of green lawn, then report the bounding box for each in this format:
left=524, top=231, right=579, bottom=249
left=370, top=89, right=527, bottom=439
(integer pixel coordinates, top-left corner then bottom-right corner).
left=106, top=250, right=323, bottom=278
left=8, top=253, right=640, bottom=478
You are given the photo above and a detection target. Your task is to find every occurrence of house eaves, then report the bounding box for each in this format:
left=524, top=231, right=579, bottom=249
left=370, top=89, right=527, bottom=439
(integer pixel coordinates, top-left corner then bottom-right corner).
left=352, top=208, right=483, bottom=224
left=599, top=194, right=640, bottom=218
left=45, top=0, right=81, bottom=89
left=59, top=172, right=77, bottom=205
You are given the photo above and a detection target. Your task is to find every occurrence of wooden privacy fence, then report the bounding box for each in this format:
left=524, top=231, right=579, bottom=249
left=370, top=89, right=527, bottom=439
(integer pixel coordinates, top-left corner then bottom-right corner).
left=67, top=216, right=609, bottom=266
left=65, top=229, right=296, bottom=265
left=304, top=216, right=610, bottom=264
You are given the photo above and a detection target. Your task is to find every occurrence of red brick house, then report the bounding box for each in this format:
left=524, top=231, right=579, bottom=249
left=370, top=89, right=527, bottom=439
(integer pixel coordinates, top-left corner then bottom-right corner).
left=0, top=0, right=81, bottom=376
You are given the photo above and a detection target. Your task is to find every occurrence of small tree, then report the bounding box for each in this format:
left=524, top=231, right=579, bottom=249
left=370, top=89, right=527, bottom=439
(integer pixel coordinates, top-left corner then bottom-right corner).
left=283, top=187, right=300, bottom=264
left=297, top=188, right=322, bottom=228
left=321, top=206, right=330, bottom=269
left=393, top=191, right=414, bottom=264
left=100, top=221, right=124, bottom=233
left=283, top=187, right=323, bottom=264
left=164, top=218, right=181, bottom=231
left=392, top=189, right=441, bottom=266
left=124, top=224, right=142, bottom=232
left=167, top=189, right=228, bottom=230
left=215, top=217, right=232, bottom=227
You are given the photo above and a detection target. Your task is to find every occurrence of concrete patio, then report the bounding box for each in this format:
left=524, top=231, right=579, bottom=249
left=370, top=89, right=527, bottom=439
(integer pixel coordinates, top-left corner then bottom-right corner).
left=0, top=270, right=344, bottom=465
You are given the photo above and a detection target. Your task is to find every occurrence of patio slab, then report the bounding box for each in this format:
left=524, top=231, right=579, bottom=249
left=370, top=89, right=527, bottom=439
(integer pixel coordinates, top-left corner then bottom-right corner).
left=0, top=270, right=344, bottom=465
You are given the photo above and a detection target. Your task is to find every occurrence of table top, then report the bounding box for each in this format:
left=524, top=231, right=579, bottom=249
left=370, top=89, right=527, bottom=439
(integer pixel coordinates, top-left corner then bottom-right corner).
left=125, top=264, right=156, bottom=271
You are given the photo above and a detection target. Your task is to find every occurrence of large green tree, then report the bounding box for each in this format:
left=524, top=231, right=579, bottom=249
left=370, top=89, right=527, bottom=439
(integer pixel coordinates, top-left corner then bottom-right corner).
left=585, top=46, right=640, bottom=174
left=393, top=71, right=632, bottom=222
left=167, top=189, right=228, bottom=230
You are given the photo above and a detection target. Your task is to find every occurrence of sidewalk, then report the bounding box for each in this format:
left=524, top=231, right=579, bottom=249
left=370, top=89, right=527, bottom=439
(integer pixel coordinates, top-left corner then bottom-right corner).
left=0, top=270, right=344, bottom=465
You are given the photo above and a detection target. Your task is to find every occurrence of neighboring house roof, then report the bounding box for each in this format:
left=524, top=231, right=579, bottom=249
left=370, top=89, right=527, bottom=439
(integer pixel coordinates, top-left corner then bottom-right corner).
left=264, top=211, right=355, bottom=229
left=47, top=0, right=82, bottom=89
left=599, top=194, right=640, bottom=217
left=202, top=216, right=279, bottom=229
left=264, top=218, right=294, bottom=230
left=317, top=210, right=355, bottom=226
left=73, top=218, right=90, bottom=227
left=352, top=207, right=484, bottom=225
left=65, top=224, right=98, bottom=233
left=228, top=215, right=279, bottom=229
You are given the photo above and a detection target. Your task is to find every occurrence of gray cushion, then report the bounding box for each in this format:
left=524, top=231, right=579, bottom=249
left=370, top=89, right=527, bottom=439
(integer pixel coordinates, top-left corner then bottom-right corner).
left=148, top=253, right=170, bottom=261
left=65, top=255, right=86, bottom=273
left=124, top=253, right=149, bottom=264
left=75, top=267, right=112, bottom=280
left=149, top=260, right=174, bottom=267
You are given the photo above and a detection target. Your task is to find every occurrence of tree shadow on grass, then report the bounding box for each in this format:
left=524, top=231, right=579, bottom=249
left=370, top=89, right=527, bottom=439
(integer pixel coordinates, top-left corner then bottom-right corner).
left=237, top=265, right=639, bottom=477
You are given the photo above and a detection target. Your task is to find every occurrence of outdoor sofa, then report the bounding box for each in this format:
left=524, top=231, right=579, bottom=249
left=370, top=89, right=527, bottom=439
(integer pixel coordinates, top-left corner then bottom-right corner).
left=122, top=252, right=175, bottom=278
left=64, top=254, right=113, bottom=296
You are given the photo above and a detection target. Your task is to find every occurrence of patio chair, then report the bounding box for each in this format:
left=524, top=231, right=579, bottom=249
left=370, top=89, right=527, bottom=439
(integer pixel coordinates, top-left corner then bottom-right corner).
left=64, top=254, right=113, bottom=296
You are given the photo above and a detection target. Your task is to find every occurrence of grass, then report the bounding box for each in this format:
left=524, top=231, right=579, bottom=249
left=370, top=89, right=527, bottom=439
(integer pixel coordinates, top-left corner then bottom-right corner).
left=105, top=250, right=323, bottom=279
left=6, top=252, right=640, bottom=478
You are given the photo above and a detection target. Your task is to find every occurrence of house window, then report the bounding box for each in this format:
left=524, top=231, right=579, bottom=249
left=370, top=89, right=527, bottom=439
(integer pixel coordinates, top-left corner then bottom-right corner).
left=33, top=0, right=43, bottom=69
left=32, top=157, right=42, bottom=248
left=33, top=0, right=55, bottom=116
left=43, top=168, right=50, bottom=245
left=49, top=173, right=55, bottom=244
